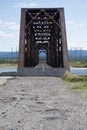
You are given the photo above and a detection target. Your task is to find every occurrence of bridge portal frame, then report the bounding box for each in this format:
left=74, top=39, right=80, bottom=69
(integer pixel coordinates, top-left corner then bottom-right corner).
left=18, top=8, right=69, bottom=76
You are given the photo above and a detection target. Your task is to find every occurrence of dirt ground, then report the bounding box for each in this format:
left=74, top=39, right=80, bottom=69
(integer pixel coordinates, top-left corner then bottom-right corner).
left=0, top=76, right=87, bottom=130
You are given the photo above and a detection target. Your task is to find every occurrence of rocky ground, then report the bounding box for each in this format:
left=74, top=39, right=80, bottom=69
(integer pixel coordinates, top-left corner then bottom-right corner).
left=0, top=76, right=87, bottom=130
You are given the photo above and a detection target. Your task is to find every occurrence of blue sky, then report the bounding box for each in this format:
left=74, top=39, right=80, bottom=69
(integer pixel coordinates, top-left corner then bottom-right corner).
left=0, top=0, right=87, bottom=51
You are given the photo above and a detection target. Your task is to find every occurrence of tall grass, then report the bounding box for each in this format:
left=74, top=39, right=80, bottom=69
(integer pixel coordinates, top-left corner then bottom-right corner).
left=63, top=71, right=87, bottom=90
left=63, top=71, right=87, bottom=82
left=62, top=71, right=87, bottom=82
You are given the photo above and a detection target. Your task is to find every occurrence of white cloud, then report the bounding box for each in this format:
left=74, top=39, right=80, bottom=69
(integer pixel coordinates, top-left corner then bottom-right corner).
left=67, top=20, right=76, bottom=25
left=0, top=20, right=5, bottom=27
left=0, top=20, right=19, bottom=31
left=67, top=20, right=87, bottom=28
left=0, top=20, right=3, bottom=24
left=72, top=23, right=87, bottom=28
left=14, top=2, right=28, bottom=8
left=9, top=24, right=19, bottom=30
left=4, top=22, right=16, bottom=26
left=5, top=22, right=20, bottom=30
left=29, top=3, right=38, bottom=7
left=0, top=20, right=4, bottom=25
left=14, top=2, right=38, bottom=8
left=0, top=31, right=14, bottom=38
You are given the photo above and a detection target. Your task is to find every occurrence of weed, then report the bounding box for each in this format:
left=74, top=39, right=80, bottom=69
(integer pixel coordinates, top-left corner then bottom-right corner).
left=62, top=71, right=85, bottom=82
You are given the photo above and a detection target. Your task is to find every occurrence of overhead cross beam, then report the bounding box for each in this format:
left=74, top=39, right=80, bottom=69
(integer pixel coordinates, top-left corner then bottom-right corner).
left=25, top=10, right=60, bottom=30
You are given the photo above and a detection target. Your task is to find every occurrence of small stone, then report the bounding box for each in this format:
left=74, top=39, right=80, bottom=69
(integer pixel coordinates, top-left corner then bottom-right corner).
left=79, top=128, right=84, bottom=130
left=2, top=112, right=6, bottom=114
left=18, top=120, right=21, bottom=123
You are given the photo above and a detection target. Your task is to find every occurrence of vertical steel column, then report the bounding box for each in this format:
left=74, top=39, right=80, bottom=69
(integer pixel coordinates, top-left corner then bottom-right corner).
left=27, top=27, right=31, bottom=66
left=60, top=8, right=69, bottom=69
left=18, top=9, right=26, bottom=68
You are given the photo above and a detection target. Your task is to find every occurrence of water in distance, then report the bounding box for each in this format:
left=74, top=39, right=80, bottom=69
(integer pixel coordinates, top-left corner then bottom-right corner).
left=0, top=67, right=17, bottom=73
left=70, top=67, right=87, bottom=75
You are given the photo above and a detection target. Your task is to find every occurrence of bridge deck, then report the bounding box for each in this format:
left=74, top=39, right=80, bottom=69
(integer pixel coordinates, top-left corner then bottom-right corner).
left=17, top=63, right=67, bottom=76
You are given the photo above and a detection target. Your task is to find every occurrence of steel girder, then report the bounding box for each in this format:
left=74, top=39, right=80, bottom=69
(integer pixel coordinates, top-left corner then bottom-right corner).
left=18, top=8, right=69, bottom=69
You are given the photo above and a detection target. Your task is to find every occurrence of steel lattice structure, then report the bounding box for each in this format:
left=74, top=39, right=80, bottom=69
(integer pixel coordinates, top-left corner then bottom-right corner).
left=18, top=8, right=69, bottom=76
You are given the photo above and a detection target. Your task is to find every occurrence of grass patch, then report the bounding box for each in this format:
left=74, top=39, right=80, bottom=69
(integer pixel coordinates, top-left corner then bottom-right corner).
left=0, top=59, right=18, bottom=67
left=63, top=71, right=87, bottom=90
left=69, top=60, right=87, bottom=67
left=72, top=84, right=87, bottom=90
left=0, top=63, right=17, bottom=67
left=62, top=71, right=86, bottom=82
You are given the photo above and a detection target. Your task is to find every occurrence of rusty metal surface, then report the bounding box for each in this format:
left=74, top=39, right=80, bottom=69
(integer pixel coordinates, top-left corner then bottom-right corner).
left=18, top=8, right=69, bottom=69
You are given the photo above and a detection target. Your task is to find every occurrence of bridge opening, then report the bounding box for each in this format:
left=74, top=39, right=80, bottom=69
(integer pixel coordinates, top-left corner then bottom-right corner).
left=39, top=50, right=47, bottom=64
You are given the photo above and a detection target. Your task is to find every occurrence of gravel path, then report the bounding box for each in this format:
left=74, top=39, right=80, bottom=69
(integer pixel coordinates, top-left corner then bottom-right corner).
left=0, top=76, right=87, bottom=130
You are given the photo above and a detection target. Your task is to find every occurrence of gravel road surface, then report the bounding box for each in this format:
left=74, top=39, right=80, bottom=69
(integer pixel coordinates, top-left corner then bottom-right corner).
left=0, top=76, right=87, bottom=130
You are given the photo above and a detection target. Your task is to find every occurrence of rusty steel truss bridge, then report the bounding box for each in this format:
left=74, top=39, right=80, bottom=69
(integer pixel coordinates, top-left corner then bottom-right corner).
left=18, top=8, right=69, bottom=76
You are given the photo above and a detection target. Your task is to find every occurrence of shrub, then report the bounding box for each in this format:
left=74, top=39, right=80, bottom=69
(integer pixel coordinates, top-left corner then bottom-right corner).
left=63, top=71, right=84, bottom=82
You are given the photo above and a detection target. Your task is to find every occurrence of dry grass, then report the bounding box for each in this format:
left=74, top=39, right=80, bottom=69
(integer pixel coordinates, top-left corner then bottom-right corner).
left=62, top=71, right=87, bottom=90
left=62, top=71, right=85, bottom=82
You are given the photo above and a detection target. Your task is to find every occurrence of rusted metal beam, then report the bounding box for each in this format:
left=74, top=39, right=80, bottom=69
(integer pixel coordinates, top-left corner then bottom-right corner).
left=18, top=8, right=69, bottom=70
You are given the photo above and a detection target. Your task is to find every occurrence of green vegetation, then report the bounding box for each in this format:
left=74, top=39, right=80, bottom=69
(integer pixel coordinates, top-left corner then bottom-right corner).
left=0, top=58, right=87, bottom=68
left=69, top=60, right=87, bottom=67
left=0, top=59, right=18, bottom=67
left=72, top=84, right=87, bottom=90
left=63, top=71, right=87, bottom=82
left=63, top=71, right=87, bottom=90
